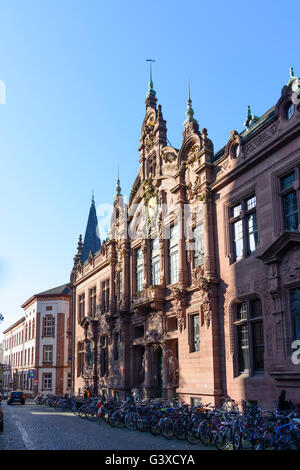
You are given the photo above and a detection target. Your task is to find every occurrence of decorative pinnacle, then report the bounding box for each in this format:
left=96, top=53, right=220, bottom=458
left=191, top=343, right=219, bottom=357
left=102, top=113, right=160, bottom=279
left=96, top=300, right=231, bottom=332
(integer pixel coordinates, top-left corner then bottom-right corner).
left=146, top=59, right=156, bottom=97
left=244, top=105, right=259, bottom=130
left=115, top=166, right=122, bottom=197
left=91, top=189, right=95, bottom=205
left=184, top=78, right=197, bottom=126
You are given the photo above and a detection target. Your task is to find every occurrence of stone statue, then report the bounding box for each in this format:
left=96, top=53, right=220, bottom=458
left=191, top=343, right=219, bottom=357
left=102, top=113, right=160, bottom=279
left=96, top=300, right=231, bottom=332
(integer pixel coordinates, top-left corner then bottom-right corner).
left=166, top=349, right=179, bottom=386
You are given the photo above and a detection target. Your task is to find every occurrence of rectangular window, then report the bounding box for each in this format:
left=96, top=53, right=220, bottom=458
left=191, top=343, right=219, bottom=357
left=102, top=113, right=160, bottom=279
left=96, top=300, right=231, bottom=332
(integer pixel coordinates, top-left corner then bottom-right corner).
left=79, top=294, right=85, bottom=321
left=43, top=373, right=52, bottom=390
left=67, top=373, right=71, bottom=389
left=235, top=298, right=264, bottom=374
left=136, top=248, right=144, bottom=292
left=89, top=287, right=97, bottom=317
left=193, top=224, right=204, bottom=266
left=102, top=281, right=110, bottom=313
left=252, top=321, right=264, bottom=371
left=191, top=314, right=200, bottom=352
left=290, top=288, right=300, bottom=340
left=230, top=195, right=258, bottom=261
left=238, top=324, right=250, bottom=372
left=151, top=237, right=160, bottom=285
left=43, top=315, right=55, bottom=337
left=43, top=345, right=53, bottom=363
left=281, top=172, right=298, bottom=231
left=169, top=225, right=178, bottom=284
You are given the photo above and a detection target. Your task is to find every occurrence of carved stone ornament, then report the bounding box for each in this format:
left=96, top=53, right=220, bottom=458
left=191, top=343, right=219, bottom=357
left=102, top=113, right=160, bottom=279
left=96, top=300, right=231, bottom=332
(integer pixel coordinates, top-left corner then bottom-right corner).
left=192, top=266, right=213, bottom=328
left=186, top=144, right=201, bottom=166
left=186, top=175, right=202, bottom=202
left=162, top=149, right=177, bottom=163
left=144, top=116, right=155, bottom=152
left=88, top=251, right=94, bottom=266
left=171, top=286, right=188, bottom=332
left=198, top=188, right=212, bottom=204
left=143, top=175, right=158, bottom=207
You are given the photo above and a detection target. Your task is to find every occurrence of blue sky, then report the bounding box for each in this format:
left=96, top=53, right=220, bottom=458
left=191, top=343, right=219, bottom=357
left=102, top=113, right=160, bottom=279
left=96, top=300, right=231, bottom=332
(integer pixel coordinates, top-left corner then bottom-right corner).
left=0, top=0, right=299, bottom=334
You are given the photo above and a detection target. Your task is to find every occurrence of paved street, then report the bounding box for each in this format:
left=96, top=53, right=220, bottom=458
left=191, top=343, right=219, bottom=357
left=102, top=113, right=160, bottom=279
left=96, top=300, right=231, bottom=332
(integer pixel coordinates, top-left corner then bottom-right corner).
left=0, top=400, right=205, bottom=450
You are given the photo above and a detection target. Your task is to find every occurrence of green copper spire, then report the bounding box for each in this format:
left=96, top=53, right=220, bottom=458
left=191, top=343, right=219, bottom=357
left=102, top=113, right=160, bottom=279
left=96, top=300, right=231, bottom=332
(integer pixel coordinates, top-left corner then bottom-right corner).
left=146, top=59, right=156, bottom=97
left=183, top=79, right=198, bottom=127
left=115, top=166, right=122, bottom=197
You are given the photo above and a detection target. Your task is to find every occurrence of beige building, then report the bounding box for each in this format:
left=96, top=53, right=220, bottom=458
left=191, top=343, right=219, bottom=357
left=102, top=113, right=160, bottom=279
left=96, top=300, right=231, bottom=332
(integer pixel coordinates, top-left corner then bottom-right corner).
left=3, top=284, right=72, bottom=396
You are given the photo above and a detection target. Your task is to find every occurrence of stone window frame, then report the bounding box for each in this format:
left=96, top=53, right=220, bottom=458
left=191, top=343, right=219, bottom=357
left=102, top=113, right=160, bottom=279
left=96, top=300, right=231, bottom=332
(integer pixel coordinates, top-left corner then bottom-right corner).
left=271, top=156, right=300, bottom=237
left=101, top=280, right=110, bottom=313
left=89, top=286, right=97, bottom=318
left=231, top=296, right=264, bottom=378
left=77, top=341, right=85, bottom=377
left=224, top=185, right=257, bottom=264
left=78, top=293, right=85, bottom=322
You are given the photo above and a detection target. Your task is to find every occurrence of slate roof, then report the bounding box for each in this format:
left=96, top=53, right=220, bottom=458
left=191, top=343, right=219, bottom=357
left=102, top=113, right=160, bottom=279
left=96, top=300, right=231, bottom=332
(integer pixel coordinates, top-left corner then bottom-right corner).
left=36, top=284, right=70, bottom=296
left=81, top=197, right=101, bottom=264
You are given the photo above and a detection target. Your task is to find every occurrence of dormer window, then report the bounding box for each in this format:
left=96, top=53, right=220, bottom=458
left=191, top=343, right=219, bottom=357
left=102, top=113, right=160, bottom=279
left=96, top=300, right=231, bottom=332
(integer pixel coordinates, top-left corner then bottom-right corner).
left=285, top=102, right=295, bottom=120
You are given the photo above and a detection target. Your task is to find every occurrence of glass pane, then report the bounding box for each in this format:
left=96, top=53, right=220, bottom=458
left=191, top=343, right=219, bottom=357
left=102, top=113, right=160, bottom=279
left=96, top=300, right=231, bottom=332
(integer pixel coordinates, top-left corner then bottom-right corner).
left=238, top=324, right=249, bottom=372
left=247, top=212, right=258, bottom=253
left=237, top=302, right=247, bottom=321
left=250, top=299, right=262, bottom=318
left=253, top=321, right=264, bottom=370
left=246, top=196, right=256, bottom=211
left=232, top=204, right=242, bottom=218
left=233, top=220, right=243, bottom=259
left=282, top=191, right=298, bottom=231
left=290, top=288, right=300, bottom=340
left=192, top=315, right=200, bottom=352
left=281, top=172, right=295, bottom=191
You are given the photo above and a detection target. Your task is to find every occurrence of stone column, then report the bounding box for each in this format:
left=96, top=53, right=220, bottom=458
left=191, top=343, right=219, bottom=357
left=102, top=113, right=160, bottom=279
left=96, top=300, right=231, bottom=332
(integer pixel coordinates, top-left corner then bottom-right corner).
left=144, top=345, right=152, bottom=397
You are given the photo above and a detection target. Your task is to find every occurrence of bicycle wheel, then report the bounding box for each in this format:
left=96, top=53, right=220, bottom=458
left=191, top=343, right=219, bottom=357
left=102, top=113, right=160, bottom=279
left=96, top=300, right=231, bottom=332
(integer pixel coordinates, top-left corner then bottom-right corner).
left=173, top=417, right=187, bottom=440
left=86, top=407, right=97, bottom=422
left=239, top=427, right=262, bottom=450
left=149, top=417, right=160, bottom=436
left=199, top=421, right=214, bottom=447
left=214, top=425, right=233, bottom=450
left=79, top=405, right=87, bottom=419
left=125, top=412, right=137, bottom=430
left=136, top=417, right=147, bottom=432
left=185, top=421, right=201, bottom=445
left=161, top=418, right=175, bottom=440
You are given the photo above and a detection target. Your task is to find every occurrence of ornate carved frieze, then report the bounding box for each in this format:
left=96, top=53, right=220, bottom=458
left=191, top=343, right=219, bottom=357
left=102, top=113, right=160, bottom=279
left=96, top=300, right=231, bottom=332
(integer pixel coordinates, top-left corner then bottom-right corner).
left=243, top=123, right=279, bottom=157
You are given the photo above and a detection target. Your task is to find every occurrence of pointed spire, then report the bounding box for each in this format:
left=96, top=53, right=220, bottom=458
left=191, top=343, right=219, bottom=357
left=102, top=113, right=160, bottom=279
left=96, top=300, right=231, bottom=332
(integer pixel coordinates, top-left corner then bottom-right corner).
left=244, top=105, right=259, bottom=130
left=145, top=59, right=157, bottom=109
left=115, top=166, right=122, bottom=197
left=183, top=79, right=198, bottom=127
left=81, top=196, right=101, bottom=264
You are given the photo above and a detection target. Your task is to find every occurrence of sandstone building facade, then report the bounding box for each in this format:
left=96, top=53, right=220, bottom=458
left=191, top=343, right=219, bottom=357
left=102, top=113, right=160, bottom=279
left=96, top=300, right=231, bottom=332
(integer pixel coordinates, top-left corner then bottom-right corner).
left=71, top=70, right=300, bottom=408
